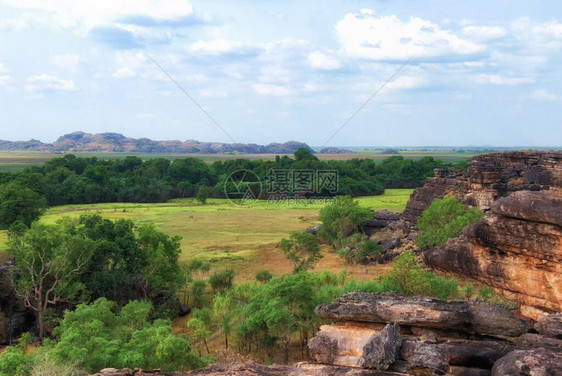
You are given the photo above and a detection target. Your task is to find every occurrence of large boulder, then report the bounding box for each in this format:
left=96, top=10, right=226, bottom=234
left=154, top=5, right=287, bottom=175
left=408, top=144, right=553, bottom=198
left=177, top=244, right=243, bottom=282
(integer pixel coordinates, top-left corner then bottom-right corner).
left=315, top=293, right=529, bottom=337
left=491, top=347, right=562, bottom=376
left=425, top=191, right=562, bottom=319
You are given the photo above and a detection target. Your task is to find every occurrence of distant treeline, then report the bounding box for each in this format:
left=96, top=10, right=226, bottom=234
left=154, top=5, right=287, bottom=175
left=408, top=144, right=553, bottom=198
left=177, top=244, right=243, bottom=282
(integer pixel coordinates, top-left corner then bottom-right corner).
left=0, top=148, right=468, bottom=228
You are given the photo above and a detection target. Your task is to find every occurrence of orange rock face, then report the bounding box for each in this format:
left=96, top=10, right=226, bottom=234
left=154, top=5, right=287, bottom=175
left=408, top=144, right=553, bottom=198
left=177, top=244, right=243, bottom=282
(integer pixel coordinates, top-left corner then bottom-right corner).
left=425, top=191, right=562, bottom=320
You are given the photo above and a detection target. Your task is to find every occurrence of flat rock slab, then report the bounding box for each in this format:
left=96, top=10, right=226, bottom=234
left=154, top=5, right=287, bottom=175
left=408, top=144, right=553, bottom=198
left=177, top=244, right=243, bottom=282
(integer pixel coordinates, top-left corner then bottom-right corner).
left=315, top=292, right=529, bottom=337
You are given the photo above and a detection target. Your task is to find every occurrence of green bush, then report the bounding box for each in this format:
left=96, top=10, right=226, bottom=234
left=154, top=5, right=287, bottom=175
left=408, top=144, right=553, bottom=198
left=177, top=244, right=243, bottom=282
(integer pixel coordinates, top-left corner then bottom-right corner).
left=53, top=298, right=208, bottom=373
left=255, top=270, right=273, bottom=283
left=379, top=251, right=459, bottom=300
left=209, top=269, right=235, bottom=294
left=318, top=196, right=373, bottom=247
left=280, top=231, right=322, bottom=273
left=417, top=196, right=483, bottom=249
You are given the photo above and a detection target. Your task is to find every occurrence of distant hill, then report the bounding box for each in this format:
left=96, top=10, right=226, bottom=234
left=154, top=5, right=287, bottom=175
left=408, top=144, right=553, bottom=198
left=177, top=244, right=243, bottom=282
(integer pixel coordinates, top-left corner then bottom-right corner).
left=0, top=131, right=318, bottom=154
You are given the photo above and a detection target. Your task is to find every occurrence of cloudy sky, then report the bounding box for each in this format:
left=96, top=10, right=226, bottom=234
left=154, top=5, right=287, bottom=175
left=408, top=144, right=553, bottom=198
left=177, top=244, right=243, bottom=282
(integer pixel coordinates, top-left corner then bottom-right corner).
left=0, top=1, right=561, bottom=147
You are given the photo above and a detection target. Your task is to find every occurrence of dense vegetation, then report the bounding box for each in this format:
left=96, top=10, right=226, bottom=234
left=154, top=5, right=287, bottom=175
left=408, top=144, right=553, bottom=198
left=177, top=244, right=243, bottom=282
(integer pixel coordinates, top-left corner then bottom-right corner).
left=8, top=215, right=185, bottom=339
left=0, top=149, right=467, bottom=229
left=417, top=196, right=484, bottom=249
left=0, top=194, right=500, bottom=374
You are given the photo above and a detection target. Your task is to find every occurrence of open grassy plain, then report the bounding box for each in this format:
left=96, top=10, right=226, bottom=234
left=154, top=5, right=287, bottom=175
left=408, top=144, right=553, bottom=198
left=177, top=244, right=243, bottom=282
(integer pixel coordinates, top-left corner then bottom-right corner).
left=0, top=189, right=413, bottom=282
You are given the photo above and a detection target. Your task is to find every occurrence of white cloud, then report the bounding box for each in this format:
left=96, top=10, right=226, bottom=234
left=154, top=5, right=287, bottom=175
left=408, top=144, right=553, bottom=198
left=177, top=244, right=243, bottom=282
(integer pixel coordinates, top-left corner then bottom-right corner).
left=476, top=74, right=534, bottom=86
left=0, top=75, right=10, bottom=86
left=462, top=25, right=507, bottom=41
left=386, top=75, right=426, bottom=90
left=0, top=0, right=194, bottom=30
left=136, top=112, right=154, bottom=119
left=252, top=83, right=290, bottom=96
left=112, top=67, right=136, bottom=78
left=25, top=74, right=76, bottom=92
left=336, top=10, right=485, bottom=61
left=308, top=51, right=342, bottom=70
left=190, top=39, right=255, bottom=55
left=199, top=88, right=227, bottom=98
left=533, top=21, right=562, bottom=38
left=532, top=89, right=558, bottom=101
left=112, top=51, right=148, bottom=78
left=51, top=53, right=83, bottom=72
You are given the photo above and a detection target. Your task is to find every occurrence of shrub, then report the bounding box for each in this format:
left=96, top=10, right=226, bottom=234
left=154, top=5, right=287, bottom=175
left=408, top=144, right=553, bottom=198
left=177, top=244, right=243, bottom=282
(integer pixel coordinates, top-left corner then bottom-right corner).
left=417, top=197, right=483, bottom=249
left=255, top=270, right=273, bottom=283
left=379, top=251, right=459, bottom=300
left=318, top=196, right=373, bottom=247
left=280, top=231, right=322, bottom=273
left=209, top=269, right=235, bottom=294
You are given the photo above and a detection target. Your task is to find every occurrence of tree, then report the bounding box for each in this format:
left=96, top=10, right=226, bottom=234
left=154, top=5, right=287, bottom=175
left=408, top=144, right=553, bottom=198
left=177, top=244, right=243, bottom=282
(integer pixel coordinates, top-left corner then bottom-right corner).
left=280, top=232, right=322, bottom=273
left=0, top=183, right=47, bottom=229
left=53, top=298, right=207, bottom=373
left=293, top=147, right=318, bottom=162
left=196, top=185, right=209, bottom=204
left=8, top=221, right=94, bottom=338
left=209, top=269, right=235, bottom=294
left=186, top=316, right=211, bottom=355
left=417, top=196, right=483, bottom=249
left=318, top=195, right=373, bottom=247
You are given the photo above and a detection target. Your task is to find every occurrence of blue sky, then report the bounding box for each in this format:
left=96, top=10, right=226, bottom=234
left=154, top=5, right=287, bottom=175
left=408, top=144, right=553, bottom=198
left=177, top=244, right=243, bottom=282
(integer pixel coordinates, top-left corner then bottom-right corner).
left=0, top=1, right=561, bottom=147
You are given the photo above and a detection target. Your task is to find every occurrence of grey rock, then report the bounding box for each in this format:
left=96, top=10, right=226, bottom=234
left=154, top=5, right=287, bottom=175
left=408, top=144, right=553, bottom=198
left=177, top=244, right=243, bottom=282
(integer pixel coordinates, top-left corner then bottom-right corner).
left=491, top=347, right=562, bottom=376
left=408, top=343, right=449, bottom=375
left=358, top=323, right=401, bottom=370
left=535, top=313, right=562, bottom=339
left=315, top=292, right=529, bottom=337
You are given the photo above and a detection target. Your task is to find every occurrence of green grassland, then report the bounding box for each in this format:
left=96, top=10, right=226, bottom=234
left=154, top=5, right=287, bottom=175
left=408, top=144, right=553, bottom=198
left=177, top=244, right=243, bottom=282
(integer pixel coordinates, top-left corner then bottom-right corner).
left=0, top=189, right=413, bottom=281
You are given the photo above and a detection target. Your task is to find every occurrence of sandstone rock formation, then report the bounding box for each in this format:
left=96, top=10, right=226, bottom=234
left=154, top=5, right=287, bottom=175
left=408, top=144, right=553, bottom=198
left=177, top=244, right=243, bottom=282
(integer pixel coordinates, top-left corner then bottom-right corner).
left=424, top=191, right=562, bottom=319
left=401, top=169, right=462, bottom=227
left=308, top=292, right=540, bottom=375
left=314, top=292, right=529, bottom=337
left=92, top=363, right=398, bottom=376
left=401, top=151, right=562, bottom=227
left=308, top=293, right=562, bottom=375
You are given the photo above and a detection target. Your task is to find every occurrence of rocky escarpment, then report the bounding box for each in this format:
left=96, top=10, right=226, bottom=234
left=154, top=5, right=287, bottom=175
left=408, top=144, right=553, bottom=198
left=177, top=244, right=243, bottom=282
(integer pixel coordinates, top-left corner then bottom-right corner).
left=401, top=152, right=562, bottom=227
left=401, top=168, right=462, bottom=227
left=308, top=292, right=561, bottom=376
left=424, top=191, right=562, bottom=320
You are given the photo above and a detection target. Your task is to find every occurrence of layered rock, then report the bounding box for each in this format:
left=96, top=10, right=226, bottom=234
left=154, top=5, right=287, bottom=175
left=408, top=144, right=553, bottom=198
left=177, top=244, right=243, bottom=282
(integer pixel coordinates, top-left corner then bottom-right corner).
left=401, top=169, right=462, bottom=227
left=309, top=293, right=534, bottom=375
left=93, top=363, right=398, bottom=376
left=457, top=151, right=562, bottom=210
left=424, top=191, right=562, bottom=319
left=401, top=151, right=562, bottom=227
left=314, top=292, right=529, bottom=337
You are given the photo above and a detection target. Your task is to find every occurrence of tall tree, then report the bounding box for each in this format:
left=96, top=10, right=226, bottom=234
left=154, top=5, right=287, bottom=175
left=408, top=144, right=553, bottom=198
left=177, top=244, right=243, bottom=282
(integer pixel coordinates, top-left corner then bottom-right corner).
left=8, top=221, right=94, bottom=338
left=0, top=183, right=47, bottom=229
